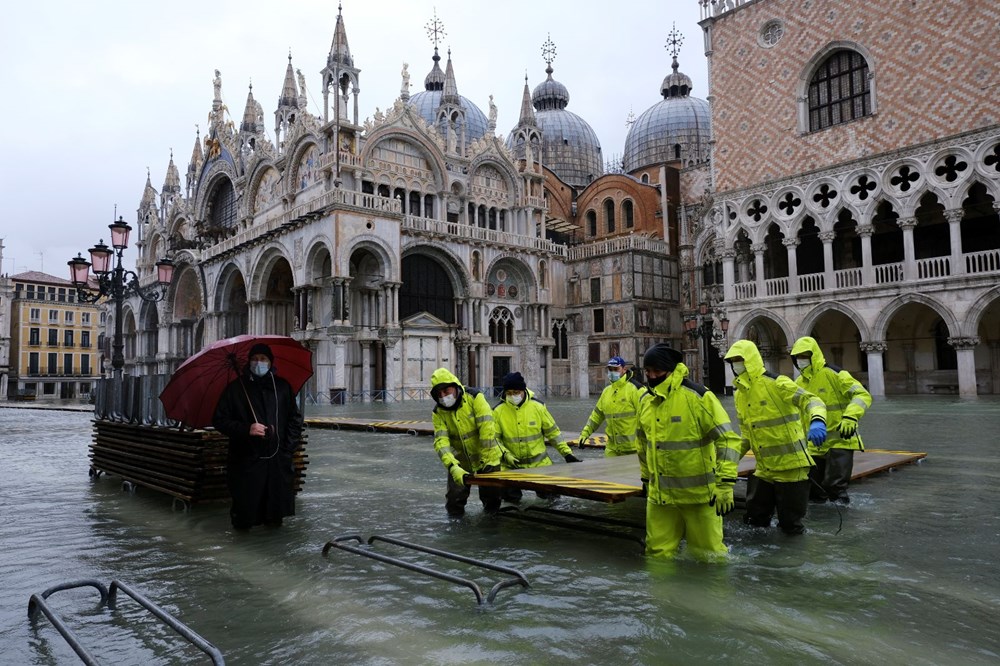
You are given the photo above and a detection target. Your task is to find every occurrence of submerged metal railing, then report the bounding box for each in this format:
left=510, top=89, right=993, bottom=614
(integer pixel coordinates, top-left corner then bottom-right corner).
left=92, top=375, right=177, bottom=426
left=27, top=579, right=224, bottom=665
left=322, top=534, right=529, bottom=605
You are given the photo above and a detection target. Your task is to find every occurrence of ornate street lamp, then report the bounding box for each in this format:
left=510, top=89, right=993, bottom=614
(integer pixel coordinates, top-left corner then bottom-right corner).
left=685, top=302, right=729, bottom=390
left=67, top=215, right=175, bottom=380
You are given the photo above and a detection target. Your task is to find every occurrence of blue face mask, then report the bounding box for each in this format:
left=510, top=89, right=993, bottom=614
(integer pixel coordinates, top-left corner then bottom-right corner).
left=251, top=360, right=270, bottom=377
left=608, top=371, right=621, bottom=383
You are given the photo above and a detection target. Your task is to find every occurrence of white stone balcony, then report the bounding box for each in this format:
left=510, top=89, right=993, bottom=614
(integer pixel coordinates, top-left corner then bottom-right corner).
left=401, top=214, right=567, bottom=257
left=566, top=235, right=669, bottom=261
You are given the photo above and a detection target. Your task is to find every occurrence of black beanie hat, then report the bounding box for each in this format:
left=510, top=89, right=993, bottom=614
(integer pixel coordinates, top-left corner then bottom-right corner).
left=502, top=371, right=527, bottom=392
left=642, top=343, right=682, bottom=372
left=248, top=343, right=274, bottom=363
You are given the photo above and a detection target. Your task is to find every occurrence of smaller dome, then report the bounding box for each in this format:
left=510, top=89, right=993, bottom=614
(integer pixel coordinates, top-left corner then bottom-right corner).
left=408, top=90, right=489, bottom=143
left=661, top=58, right=693, bottom=97
left=532, top=66, right=570, bottom=111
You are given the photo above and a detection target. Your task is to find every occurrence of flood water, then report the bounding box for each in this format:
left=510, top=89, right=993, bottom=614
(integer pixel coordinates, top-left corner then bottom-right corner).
left=1, top=396, right=998, bottom=665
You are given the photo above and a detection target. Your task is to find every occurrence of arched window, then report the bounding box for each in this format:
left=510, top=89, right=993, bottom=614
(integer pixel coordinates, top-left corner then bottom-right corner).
left=604, top=199, right=616, bottom=233
left=551, top=319, right=569, bottom=360
left=587, top=210, right=597, bottom=236
left=641, top=173, right=650, bottom=184
left=623, top=200, right=635, bottom=229
left=808, top=49, right=871, bottom=131
left=489, top=307, right=514, bottom=345
left=209, top=181, right=237, bottom=229
left=538, top=260, right=547, bottom=288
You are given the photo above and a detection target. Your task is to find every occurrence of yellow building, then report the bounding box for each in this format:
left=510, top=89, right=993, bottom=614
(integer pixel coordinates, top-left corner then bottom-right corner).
left=9, top=271, right=104, bottom=401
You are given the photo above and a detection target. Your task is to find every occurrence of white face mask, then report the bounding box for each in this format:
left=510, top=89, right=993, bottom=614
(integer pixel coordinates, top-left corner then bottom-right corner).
left=439, top=394, right=457, bottom=408
left=795, top=358, right=811, bottom=371
left=730, top=361, right=746, bottom=376
left=250, top=361, right=270, bottom=377
left=507, top=394, right=524, bottom=406
left=608, top=371, right=621, bottom=383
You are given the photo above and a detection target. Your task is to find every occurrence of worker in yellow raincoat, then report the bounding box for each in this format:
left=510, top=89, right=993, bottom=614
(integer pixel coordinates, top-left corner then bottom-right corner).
left=429, top=367, right=502, bottom=516
left=636, top=343, right=742, bottom=560
left=577, top=356, right=643, bottom=456
left=494, top=371, right=580, bottom=502
left=791, top=336, right=872, bottom=504
left=724, top=339, right=827, bottom=535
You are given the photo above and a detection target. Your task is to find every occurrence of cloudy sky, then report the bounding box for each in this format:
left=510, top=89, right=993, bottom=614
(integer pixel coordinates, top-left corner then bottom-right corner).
left=0, top=0, right=707, bottom=278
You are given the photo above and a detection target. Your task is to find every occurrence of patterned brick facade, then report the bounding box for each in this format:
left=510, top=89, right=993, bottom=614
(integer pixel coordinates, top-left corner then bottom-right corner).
left=705, top=0, right=1000, bottom=193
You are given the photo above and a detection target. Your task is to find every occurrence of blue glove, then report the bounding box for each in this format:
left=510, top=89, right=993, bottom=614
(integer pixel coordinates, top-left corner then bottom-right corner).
left=838, top=416, right=858, bottom=438
left=807, top=420, right=827, bottom=446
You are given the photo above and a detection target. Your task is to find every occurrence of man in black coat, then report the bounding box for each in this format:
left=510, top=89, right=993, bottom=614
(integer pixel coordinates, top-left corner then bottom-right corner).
left=213, top=343, right=304, bottom=530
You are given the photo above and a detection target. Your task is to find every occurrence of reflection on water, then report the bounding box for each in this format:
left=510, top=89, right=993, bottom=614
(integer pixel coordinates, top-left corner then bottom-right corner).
left=2, top=396, right=999, bottom=665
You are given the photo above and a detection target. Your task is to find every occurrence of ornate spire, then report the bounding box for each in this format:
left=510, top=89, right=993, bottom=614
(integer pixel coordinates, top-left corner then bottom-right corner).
left=240, top=82, right=260, bottom=133
left=278, top=51, right=299, bottom=109
left=140, top=168, right=158, bottom=211
left=442, top=48, right=459, bottom=103
left=661, top=23, right=692, bottom=98
left=163, top=149, right=181, bottom=194
left=423, top=10, right=447, bottom=91
left=532, top=34, right=570, bottom=111
left=328, top=2, right=353, bottom=67
left=518, top=74, right=536, bottom=126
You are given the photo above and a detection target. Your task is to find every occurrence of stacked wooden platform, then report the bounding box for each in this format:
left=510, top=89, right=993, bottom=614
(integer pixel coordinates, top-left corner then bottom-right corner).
left=90, top=420, right=308, bottom=506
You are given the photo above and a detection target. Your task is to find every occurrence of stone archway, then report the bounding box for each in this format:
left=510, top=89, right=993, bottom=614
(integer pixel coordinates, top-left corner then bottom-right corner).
left=217, top=267, right=248, bottom=338
left=259, top=256, right=295, bottom=335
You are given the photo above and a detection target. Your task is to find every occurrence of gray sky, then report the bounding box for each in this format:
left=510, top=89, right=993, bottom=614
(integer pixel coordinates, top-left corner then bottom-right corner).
left=0, top=0, right=706, bottom=278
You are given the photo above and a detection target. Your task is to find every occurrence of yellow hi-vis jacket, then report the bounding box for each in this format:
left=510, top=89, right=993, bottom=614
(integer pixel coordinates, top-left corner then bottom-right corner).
left=636, top=363, right=742, bottom=505
left=791, top=336, right=872, bottom=455
left=430, top=368, right=500, bottom=473
left=493, top=390, right=571, bottom=468
left=725, top=340, right=825, bottom=483
left=579, top=370, right=643, bottom=456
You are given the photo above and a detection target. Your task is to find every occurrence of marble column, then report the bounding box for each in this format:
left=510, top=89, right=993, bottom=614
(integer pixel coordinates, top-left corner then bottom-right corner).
left=783, top=237, right=800, bottom=294
left=857, top=224, right=874, bottom=286
left=949, top=336, right=980, bottom=396
left=360, top=341, right=371, bottom=403
left=819, top=231, right=836, bottom=291
left=898, top=217, right=918, bottom=282
left=752, top=243, right=766, bottom=297
left=945, top=209, right=965, bottom=275
left=860, top=341, right=887, bottom=397
left=721, top=249, right=736, bottom=301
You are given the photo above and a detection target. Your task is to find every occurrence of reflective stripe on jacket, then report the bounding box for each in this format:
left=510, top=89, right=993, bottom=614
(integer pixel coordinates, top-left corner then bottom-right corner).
left=579, top=371, right=642, bottom=456
left=494, top=392, right=569, bottom=468
left=430, top=368, right=500, bottom=472
left=792, top=336, right=872, bottom=454
left=636, top=363, right=742, bottom=505
left=726, top=340, right=823, bottom=482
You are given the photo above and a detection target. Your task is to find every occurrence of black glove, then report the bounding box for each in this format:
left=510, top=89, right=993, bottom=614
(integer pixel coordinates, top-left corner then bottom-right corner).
left=480, top=465, right=500, bottom=474
left=639, top=479, right=648, bottom=498
left=564, top=453, right=582, bottom=463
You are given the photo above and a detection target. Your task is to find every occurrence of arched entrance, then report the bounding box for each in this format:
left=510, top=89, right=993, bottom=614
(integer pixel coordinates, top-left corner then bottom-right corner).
left=399, top=254, right=456, bottom=323
left=259, top=257, right=295, bottom=334
left=884, top=302, right=956, bottom=394
left=172, top=265, right=204, bottom=360
left=218, top=268, right=249, bottom=338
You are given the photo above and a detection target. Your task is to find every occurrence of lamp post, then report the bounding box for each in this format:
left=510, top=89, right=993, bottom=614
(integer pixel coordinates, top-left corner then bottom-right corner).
left=68, top=215, right=175, bottom=381
left=684, top=301, right=729, bottom=389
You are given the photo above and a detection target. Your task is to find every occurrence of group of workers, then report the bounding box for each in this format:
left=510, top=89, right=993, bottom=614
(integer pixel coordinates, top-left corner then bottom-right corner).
left=428, top=335, right=872, bottom=561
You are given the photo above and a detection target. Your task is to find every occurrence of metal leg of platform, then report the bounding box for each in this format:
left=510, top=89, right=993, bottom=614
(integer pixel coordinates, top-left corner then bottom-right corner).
left=322, top=534, right=530, bottom=605
left=27, top=579, right=224, bottom=665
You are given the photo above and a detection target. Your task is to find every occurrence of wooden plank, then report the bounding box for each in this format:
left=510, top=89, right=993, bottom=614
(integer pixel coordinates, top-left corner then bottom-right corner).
left=468, top=449, right=926, bottom=504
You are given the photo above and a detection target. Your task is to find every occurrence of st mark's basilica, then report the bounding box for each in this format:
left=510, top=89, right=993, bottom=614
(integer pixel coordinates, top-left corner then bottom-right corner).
left=118, top=0, right=1000, bottom=400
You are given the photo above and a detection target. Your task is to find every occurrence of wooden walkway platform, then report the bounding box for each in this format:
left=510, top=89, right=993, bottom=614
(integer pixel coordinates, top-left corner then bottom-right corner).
left=304, top=415, right=602, bottom=445
left=468, top=449, right=927, bottom=503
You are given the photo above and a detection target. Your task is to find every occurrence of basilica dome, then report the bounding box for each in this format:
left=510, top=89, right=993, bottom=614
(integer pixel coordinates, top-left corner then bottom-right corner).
left=508, top=64, right=603, bottom=189
left=407, top=49, right=488, bottom=144
left=623, top=56, right=711, bottom=173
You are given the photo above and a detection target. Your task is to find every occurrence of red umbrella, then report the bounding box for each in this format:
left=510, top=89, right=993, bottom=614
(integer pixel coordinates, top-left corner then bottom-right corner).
left=159, top=335, right=313, bottom=428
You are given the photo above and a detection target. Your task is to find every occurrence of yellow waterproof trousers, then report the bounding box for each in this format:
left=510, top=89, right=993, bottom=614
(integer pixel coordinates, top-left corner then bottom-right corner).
left=645, top=502, right=728, bottom=562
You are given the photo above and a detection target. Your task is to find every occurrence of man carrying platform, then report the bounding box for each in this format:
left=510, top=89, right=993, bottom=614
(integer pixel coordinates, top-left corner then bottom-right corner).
left=429, top=367, right=502, bottom=517
left=791, top=336, right=872, bottom=505
left=636, top=343, right=742, bottom=561
left=724, top=339, right=827, bottom=535
left=494, top=371, right=581, bottom=501
left=577, top=356, right=644, bottom=456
